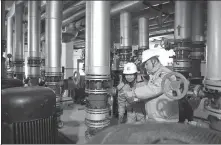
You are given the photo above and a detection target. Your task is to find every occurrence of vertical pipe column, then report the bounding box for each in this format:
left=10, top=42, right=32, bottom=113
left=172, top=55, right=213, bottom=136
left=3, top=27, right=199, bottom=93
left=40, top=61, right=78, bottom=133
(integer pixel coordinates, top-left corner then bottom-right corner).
left=6, top=16, right=14, bottom=78
left=118, top=11, right=132, bottom=70
left=191, top=1, right=205, bottom=83
left=204, top=1, right=221, bottom=91
left=45, top=1, right=63, bottom=126
left=85, top=1, right=111, bottom=140
left=138, top=17, right=149, bottom=71
left=2, top=1, right=6, bottom=78
left=28, top=1, right=41, bottom=85
left=173, top=1, right=192, bottom=77
left=40, top=41, right=46, bottom=80
left=14, top=5, right=24, bottom=80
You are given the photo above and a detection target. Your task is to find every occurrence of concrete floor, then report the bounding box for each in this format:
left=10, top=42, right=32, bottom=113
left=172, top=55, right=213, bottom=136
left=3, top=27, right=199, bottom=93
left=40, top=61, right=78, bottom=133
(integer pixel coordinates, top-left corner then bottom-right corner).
left=59, top=99, right=118, bottom=144
left=59, top=103, right=87, bottom=144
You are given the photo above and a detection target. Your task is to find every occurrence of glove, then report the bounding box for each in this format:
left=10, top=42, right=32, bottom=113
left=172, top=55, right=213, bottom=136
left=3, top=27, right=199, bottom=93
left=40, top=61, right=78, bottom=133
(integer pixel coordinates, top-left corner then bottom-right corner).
left=126, top=97, right=135, bottom=104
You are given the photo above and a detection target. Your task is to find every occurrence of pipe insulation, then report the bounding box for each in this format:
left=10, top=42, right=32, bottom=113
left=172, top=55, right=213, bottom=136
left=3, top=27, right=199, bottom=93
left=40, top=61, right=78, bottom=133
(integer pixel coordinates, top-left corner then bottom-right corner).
left=205, top=1, right=221, bottom=91
left=7, top=17, right=13, bottom=59
left=191, top=1, right=205, bottom=42
left=174, top=1, right=192, bottom=41
left=28, top=1, right=41, bottom=85
left=14, top=5, right=24, bottom=80
left=2, top=1, right=6, bottom=78
left=120, top=11, right=132, bottom=47
left=138, top=17, right=149, bottom=50
left=45, top=1, right=63, bottom=76
left=190, top=1, right=205, bottom=81
left=85, top=1, right=110, bottom=76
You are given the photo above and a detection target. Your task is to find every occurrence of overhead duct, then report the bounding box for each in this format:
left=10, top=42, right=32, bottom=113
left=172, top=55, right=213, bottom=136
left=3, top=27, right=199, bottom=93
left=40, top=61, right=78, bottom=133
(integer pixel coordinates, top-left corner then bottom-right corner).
left=190, top=1, right=205, bottom=83
left=173, top=1, right=192, bottom=77
left=204, top=1, right=221, bottom=91
left=85, top=1, right=111, bottom=140
left=27, top=1, right=41, bottom=85
left=45, top=1, right=63, bottom=126
left=118, top=11, right=132, bottom=70
left=14, top=5, right=24, bottom=80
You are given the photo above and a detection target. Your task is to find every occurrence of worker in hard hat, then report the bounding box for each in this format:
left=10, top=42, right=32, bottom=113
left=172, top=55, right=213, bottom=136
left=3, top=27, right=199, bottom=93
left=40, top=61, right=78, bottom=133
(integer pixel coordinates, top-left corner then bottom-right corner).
left=124, top=49, right=179, bottom=123
left=117, top=62, right=146, bottom=124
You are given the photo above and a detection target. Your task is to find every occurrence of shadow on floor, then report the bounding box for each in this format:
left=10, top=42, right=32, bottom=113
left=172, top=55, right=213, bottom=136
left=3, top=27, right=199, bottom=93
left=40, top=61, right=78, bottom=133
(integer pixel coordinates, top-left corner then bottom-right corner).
left=57, top=131, right=78, bottom=144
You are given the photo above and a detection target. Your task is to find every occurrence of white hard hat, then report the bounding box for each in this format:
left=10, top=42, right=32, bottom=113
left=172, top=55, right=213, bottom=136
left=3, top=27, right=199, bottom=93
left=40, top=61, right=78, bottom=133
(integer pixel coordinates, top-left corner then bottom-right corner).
left=142, top=49, right=160, bottom=63
left=123, top=62, right=138, bottom=74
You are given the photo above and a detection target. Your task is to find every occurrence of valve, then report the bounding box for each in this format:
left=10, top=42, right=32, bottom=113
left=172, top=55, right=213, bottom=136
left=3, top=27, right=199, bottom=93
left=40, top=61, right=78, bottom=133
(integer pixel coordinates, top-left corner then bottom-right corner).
left=161, top=72, right=189, bottom=100
left=73, top=71, right=81, bottom=86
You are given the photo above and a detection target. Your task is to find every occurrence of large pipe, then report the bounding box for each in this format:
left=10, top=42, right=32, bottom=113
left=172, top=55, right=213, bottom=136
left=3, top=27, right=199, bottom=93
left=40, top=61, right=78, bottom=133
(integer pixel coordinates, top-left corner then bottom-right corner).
left=45, top=1, right=63, bottom=125
left=191, top=1, right=205, bottom=82
left=2, top=1, right=6, bottom=78
left=120, top=12, right=132, bottom=47
left=192, top=2, right=205, bottom=42
left=27, top=1, right=41, bottom=85
left=14, top=5, right=24, bottom=80
left=45, top=1, right=63, bottom=77
left=204, top=1, right=221, bottom=91
left=118, top=11, right=132, bottom=70
left=138, top=17, right=149, bottom=50
left=85, top=1, right=111, bottom=140
left=173, top=1, right=192, bottom=75
left=174, top=1, right=192, bottom=41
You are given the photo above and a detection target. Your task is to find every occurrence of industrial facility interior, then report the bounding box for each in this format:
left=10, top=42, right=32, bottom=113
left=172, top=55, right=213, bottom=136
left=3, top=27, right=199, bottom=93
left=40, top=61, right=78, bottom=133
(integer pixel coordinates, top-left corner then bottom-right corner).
left=1, top=0, right=221, bottom=144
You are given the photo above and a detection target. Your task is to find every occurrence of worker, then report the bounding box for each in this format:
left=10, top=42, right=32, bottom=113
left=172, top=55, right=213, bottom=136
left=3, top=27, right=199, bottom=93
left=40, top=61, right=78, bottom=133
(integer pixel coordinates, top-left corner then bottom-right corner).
left=117, top=62, right=146, bottom=124
left=124, top=49, right=179, bottom=123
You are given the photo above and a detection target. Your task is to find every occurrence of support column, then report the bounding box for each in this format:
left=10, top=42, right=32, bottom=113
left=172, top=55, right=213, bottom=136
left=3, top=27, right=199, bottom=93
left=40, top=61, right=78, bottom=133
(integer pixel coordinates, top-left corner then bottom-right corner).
left=85, top=1, right=111, bottom=140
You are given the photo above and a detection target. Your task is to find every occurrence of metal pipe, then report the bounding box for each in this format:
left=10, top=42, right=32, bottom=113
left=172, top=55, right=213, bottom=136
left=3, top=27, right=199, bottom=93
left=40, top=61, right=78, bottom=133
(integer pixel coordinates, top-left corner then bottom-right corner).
left=27, top=1, right=41, bottom=85
left=2, top=1, right=6, bottom=78
left=190, top=1, right=205, bottom=81
left=6, top=13, right=14, bottom=60
left=138, top=17, right=149, bottom=50
left=62, top=1, right=144, bottom=29
left=85, top=1, right=111, bottom=140
left=14, top=5, right=24, bottom=80
left=45, top=1, right=63, bottom=75
left=85, top=2, right=110, bottom=76
left=174, top=1, right=192, bottom=41
left=204, top=1, right=221, bottom=91
left=120, top=11, right=132, bottom=47
left=173, top=1, right=192, bottom=76
left=192, top=1, right=205, bottom=42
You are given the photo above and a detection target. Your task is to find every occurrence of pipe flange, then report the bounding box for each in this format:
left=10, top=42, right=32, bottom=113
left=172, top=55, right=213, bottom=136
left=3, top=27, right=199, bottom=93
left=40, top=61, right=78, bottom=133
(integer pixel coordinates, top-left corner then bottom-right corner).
left=85, top=75, right=110, bottom=80
left=28, top=57, right=41, bottom=67
left=85, top=90, right=108, bottom=94
left=204, top=79, right=221, bottom=92
left=85, top=119, right=110, bottom=128
left=86, top=108, right=109, bottom=121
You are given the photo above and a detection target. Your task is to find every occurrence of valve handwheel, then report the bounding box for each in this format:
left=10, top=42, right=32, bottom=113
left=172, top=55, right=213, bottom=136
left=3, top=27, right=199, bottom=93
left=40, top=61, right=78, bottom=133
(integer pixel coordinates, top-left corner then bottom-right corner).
left=73, top=71, right=81, bottom=86
left=161, top=72, right=189, bottom=100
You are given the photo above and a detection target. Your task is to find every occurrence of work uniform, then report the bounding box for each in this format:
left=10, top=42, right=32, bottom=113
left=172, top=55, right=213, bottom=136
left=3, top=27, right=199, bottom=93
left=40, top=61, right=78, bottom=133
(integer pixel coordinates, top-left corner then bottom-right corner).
left=117, top=75, right=147, bottom=124
left=126, top=63, right=179, bottom=123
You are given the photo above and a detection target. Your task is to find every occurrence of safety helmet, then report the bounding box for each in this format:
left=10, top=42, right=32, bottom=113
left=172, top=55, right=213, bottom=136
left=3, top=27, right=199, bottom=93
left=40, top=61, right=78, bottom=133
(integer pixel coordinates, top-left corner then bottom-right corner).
left=142, top=49, right=160, bottom=63
left=123, top=62, right=138, bottom=74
